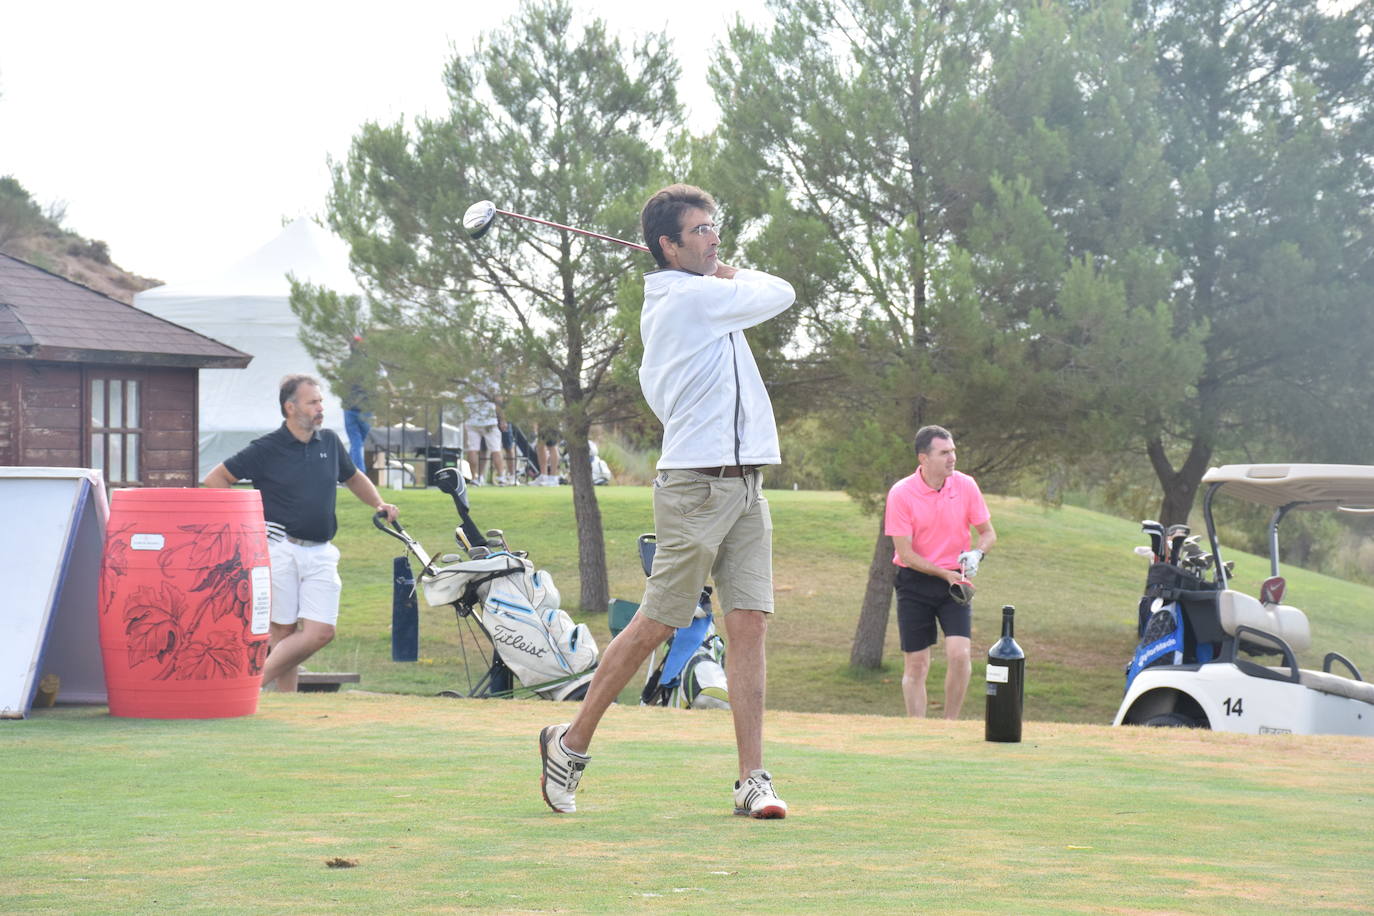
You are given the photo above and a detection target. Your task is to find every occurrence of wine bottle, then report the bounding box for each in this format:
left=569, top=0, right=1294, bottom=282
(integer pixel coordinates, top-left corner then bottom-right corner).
left=985, top=605, right=1025, bottom=743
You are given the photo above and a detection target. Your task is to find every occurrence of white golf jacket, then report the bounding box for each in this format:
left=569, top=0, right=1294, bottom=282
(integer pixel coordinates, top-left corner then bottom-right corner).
left=639, top=267, right=795, bottom=469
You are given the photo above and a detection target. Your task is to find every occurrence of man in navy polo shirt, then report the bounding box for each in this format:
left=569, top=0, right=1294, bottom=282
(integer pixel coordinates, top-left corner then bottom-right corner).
left=202, top=374, right=398, bottom=691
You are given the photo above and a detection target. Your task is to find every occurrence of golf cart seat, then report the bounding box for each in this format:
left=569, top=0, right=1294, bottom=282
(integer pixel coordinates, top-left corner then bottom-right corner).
left=1217, top=590, right=1311, bottom=654
left=1295, top=669, right=1374, bottom=703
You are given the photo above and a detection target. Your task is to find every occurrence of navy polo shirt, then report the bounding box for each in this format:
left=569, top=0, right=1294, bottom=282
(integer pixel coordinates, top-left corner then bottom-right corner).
left=224, top=424, right=358, bottom=542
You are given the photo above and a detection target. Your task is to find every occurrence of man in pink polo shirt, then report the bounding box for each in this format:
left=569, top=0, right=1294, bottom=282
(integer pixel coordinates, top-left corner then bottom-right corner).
left=884, top=425, right=997, bottom=718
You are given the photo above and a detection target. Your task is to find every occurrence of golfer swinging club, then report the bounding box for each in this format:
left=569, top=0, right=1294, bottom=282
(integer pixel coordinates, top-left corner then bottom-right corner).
left=539, top=184, right=795, bottom=817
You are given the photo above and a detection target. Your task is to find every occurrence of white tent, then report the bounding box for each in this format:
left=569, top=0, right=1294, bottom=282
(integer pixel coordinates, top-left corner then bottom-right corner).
left=134, top=218, right=362, bottom=479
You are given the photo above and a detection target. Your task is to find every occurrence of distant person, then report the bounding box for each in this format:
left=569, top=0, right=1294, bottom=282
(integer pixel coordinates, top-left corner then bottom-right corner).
left=884, top=425, right=996, bottom=718
left=464, top=390, right=508, bottom=486
left=202, top=374, right=398, bottom=691
left=341, top=335, right=375, bottom=471
left=501, top=420, right=518, bottom=483
left=538, top=183, right=795, bottom=818
left=532, top=420, right=561, bottom=486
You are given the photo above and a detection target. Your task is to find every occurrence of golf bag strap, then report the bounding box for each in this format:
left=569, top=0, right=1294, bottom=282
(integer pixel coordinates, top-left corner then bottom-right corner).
left=460, top=566, right=524, bottom=609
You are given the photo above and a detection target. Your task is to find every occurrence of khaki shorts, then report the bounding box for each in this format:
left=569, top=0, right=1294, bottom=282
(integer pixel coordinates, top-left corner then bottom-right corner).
left=639, top=468, right=774, bottom=628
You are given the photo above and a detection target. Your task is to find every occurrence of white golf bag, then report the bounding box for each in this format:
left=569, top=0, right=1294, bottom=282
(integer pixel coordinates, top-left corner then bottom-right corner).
left=421, top=552, right=598, bottom=701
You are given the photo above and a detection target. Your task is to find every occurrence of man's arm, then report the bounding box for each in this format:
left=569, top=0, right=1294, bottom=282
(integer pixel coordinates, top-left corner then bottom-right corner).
left=201, top=463, right=239, bottom=488
left=699, top=262, right=793, bottom=329
left=345, top=469, right=398, bottom=522
left=892, top=534, right=962, bottom=586
left=973, top=520, right=996, bottom=555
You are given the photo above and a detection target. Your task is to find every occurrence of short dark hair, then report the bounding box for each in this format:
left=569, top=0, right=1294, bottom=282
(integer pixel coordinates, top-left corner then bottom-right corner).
left=641, top=184, right=717, bottom=268
left=279, top=374, right=320, bottom=418
left=914, top=425, right=953, bottom=455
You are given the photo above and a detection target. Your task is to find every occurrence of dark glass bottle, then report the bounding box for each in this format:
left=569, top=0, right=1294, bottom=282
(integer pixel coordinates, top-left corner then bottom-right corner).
left=985, top=605, right=1025, bottom=743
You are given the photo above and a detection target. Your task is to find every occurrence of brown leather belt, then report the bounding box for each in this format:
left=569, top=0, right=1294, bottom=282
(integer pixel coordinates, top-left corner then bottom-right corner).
left=688, top=465, right=760, bottom=478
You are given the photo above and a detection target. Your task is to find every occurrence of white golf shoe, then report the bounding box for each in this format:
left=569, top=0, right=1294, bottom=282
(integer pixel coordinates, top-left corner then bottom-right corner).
left=539, top=723, right=589, bottom=813
left=733, top=769, right=788, bottom=819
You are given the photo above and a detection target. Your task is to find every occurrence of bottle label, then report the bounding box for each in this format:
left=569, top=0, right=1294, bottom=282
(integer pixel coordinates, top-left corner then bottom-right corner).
left=987, top=664, right=1009, bottom=684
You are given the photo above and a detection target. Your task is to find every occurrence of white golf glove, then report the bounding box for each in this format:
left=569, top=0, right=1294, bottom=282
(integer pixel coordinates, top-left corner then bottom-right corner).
left=958, top=548, right=984, bottom=578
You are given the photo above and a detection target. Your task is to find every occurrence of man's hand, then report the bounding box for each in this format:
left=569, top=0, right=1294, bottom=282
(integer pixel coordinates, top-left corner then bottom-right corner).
left=958, top=548, right=984, bottom=578
left=713, top=262, right=738, bottom=280
left=375, top=502, right=399, bottom=523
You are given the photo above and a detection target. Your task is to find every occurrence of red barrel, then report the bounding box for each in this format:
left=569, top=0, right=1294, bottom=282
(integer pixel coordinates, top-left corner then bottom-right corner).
left=99, top=488, right=272, bottom=718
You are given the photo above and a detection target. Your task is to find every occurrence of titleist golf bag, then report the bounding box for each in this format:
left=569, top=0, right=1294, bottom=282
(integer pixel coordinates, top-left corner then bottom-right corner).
left=373, top=468, right=597, bottom=700
left=636, top=534, right=730, bottom=710
left=422, top=551, right=597, bottom=700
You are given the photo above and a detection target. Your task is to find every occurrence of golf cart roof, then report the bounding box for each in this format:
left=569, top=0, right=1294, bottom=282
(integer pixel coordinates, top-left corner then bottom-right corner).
left=1201, top=464, right=1374, bottom=511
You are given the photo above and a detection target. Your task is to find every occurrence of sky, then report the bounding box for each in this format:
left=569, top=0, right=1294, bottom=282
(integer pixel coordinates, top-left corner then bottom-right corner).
left=0, top=0, right=770, bottom=285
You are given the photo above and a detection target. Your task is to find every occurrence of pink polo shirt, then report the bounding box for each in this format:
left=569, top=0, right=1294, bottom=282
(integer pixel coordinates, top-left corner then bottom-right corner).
left=885, top=469, right=990, bottom=569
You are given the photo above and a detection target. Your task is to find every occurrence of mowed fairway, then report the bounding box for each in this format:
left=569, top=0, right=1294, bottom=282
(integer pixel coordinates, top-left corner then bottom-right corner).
left=5, top=693, right=1372, bottom=914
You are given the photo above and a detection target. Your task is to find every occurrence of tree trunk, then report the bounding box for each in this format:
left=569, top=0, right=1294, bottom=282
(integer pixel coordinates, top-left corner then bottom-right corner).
left=566, top=437, right=609, bottom=614
left=850, top=514, right=896, bottom=669
left=1146, top=435, right=1214, bottom=527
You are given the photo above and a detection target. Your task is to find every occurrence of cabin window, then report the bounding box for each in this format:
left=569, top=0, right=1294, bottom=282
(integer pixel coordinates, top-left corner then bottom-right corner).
left=90, top=377, right=141, bottom=484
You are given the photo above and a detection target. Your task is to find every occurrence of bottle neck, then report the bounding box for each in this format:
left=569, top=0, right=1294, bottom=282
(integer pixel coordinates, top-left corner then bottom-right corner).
left=1001, top=611, right=1014, bottom=639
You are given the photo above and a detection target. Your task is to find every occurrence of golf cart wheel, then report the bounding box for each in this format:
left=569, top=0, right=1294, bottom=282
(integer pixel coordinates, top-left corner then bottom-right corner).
left=1142, top=712, right=1204, bottom=728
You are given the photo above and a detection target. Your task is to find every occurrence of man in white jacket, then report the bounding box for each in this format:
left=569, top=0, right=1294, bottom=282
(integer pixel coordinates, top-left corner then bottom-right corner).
left=539, top=184, right=795, bottom=818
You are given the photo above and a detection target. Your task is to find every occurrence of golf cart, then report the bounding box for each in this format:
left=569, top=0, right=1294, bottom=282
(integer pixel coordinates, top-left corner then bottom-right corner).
left=1114, top=464, right=1374, bottom=736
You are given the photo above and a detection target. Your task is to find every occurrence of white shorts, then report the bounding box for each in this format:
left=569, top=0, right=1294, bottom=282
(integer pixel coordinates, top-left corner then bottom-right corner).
left=465, top=423, right=501, bottom=452
left=268, top=539, right=342, bottom=627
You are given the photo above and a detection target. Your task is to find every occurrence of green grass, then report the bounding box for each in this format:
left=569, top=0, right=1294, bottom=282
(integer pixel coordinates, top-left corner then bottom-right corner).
left=5, top=696, right=1372, bottom=913
left=314, top=485, right=1374, bottom=724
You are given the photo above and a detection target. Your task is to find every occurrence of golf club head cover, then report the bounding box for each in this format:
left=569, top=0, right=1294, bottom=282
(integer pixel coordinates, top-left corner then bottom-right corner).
left=957, top=548, right=984, bottom=578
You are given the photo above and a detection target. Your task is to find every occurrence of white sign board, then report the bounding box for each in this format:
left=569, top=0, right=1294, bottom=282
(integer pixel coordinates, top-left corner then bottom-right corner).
left=0, top=468, right=108, bottom=718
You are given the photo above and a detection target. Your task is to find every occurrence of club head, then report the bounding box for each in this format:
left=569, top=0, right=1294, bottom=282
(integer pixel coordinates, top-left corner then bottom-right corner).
left=463, top=199, right=498, bottom=240
left=433, top=466, right=470, bottom=508
left=949, top=580, right=975, bottom=605
left=453, top=525, right=472, bottom=551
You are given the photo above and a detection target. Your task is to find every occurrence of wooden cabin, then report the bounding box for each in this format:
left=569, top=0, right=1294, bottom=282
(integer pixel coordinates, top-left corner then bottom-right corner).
left=0, top=253, right=250, bottom=488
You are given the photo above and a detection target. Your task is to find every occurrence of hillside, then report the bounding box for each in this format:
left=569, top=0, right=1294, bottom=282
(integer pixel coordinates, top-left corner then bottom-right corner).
left=0, top=176, right=159, bottom=303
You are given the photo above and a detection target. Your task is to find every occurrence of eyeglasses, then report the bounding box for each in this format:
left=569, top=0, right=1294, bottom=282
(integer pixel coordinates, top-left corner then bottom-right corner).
left=683, top=222, right=719, bottom=238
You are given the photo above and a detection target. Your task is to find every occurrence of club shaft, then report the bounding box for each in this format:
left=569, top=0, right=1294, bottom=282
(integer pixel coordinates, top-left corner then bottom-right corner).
left=496, top=208, right=649, bottom=252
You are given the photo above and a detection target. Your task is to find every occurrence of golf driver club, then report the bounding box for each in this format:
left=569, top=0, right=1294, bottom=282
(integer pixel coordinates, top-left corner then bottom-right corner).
left=1166, top=524, right=1190, bottom=565
left=1141, top=520, right=1165, bottom=562
left=464, top=199, right=649, bottom=253
left=949, top=579, right=976, bottom=605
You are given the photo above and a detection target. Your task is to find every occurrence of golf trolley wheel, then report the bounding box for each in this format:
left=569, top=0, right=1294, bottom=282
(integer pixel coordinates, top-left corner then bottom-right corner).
left=1142, top=712, right=1205, bottom=728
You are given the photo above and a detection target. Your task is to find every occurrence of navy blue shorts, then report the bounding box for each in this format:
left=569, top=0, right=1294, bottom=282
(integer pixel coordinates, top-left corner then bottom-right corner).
left=894, top=566, right=971, bottom=652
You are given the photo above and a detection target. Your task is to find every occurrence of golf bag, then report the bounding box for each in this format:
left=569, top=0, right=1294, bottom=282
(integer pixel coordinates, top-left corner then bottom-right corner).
left=636, top=534, right=730, bottom=710
left=507, top=422, right=542, bottom=483
left=557, top=439, right=614, bottom=485
left=372, top=467, right=598, bottom=700
left=422, top=552, right=597, bottom=700
left=1126, top=560, right=1222, bottom=689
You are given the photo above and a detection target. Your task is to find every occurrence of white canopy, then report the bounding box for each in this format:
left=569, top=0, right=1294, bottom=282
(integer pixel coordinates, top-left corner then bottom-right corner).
left=134, top=218, right=362, bottom=478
